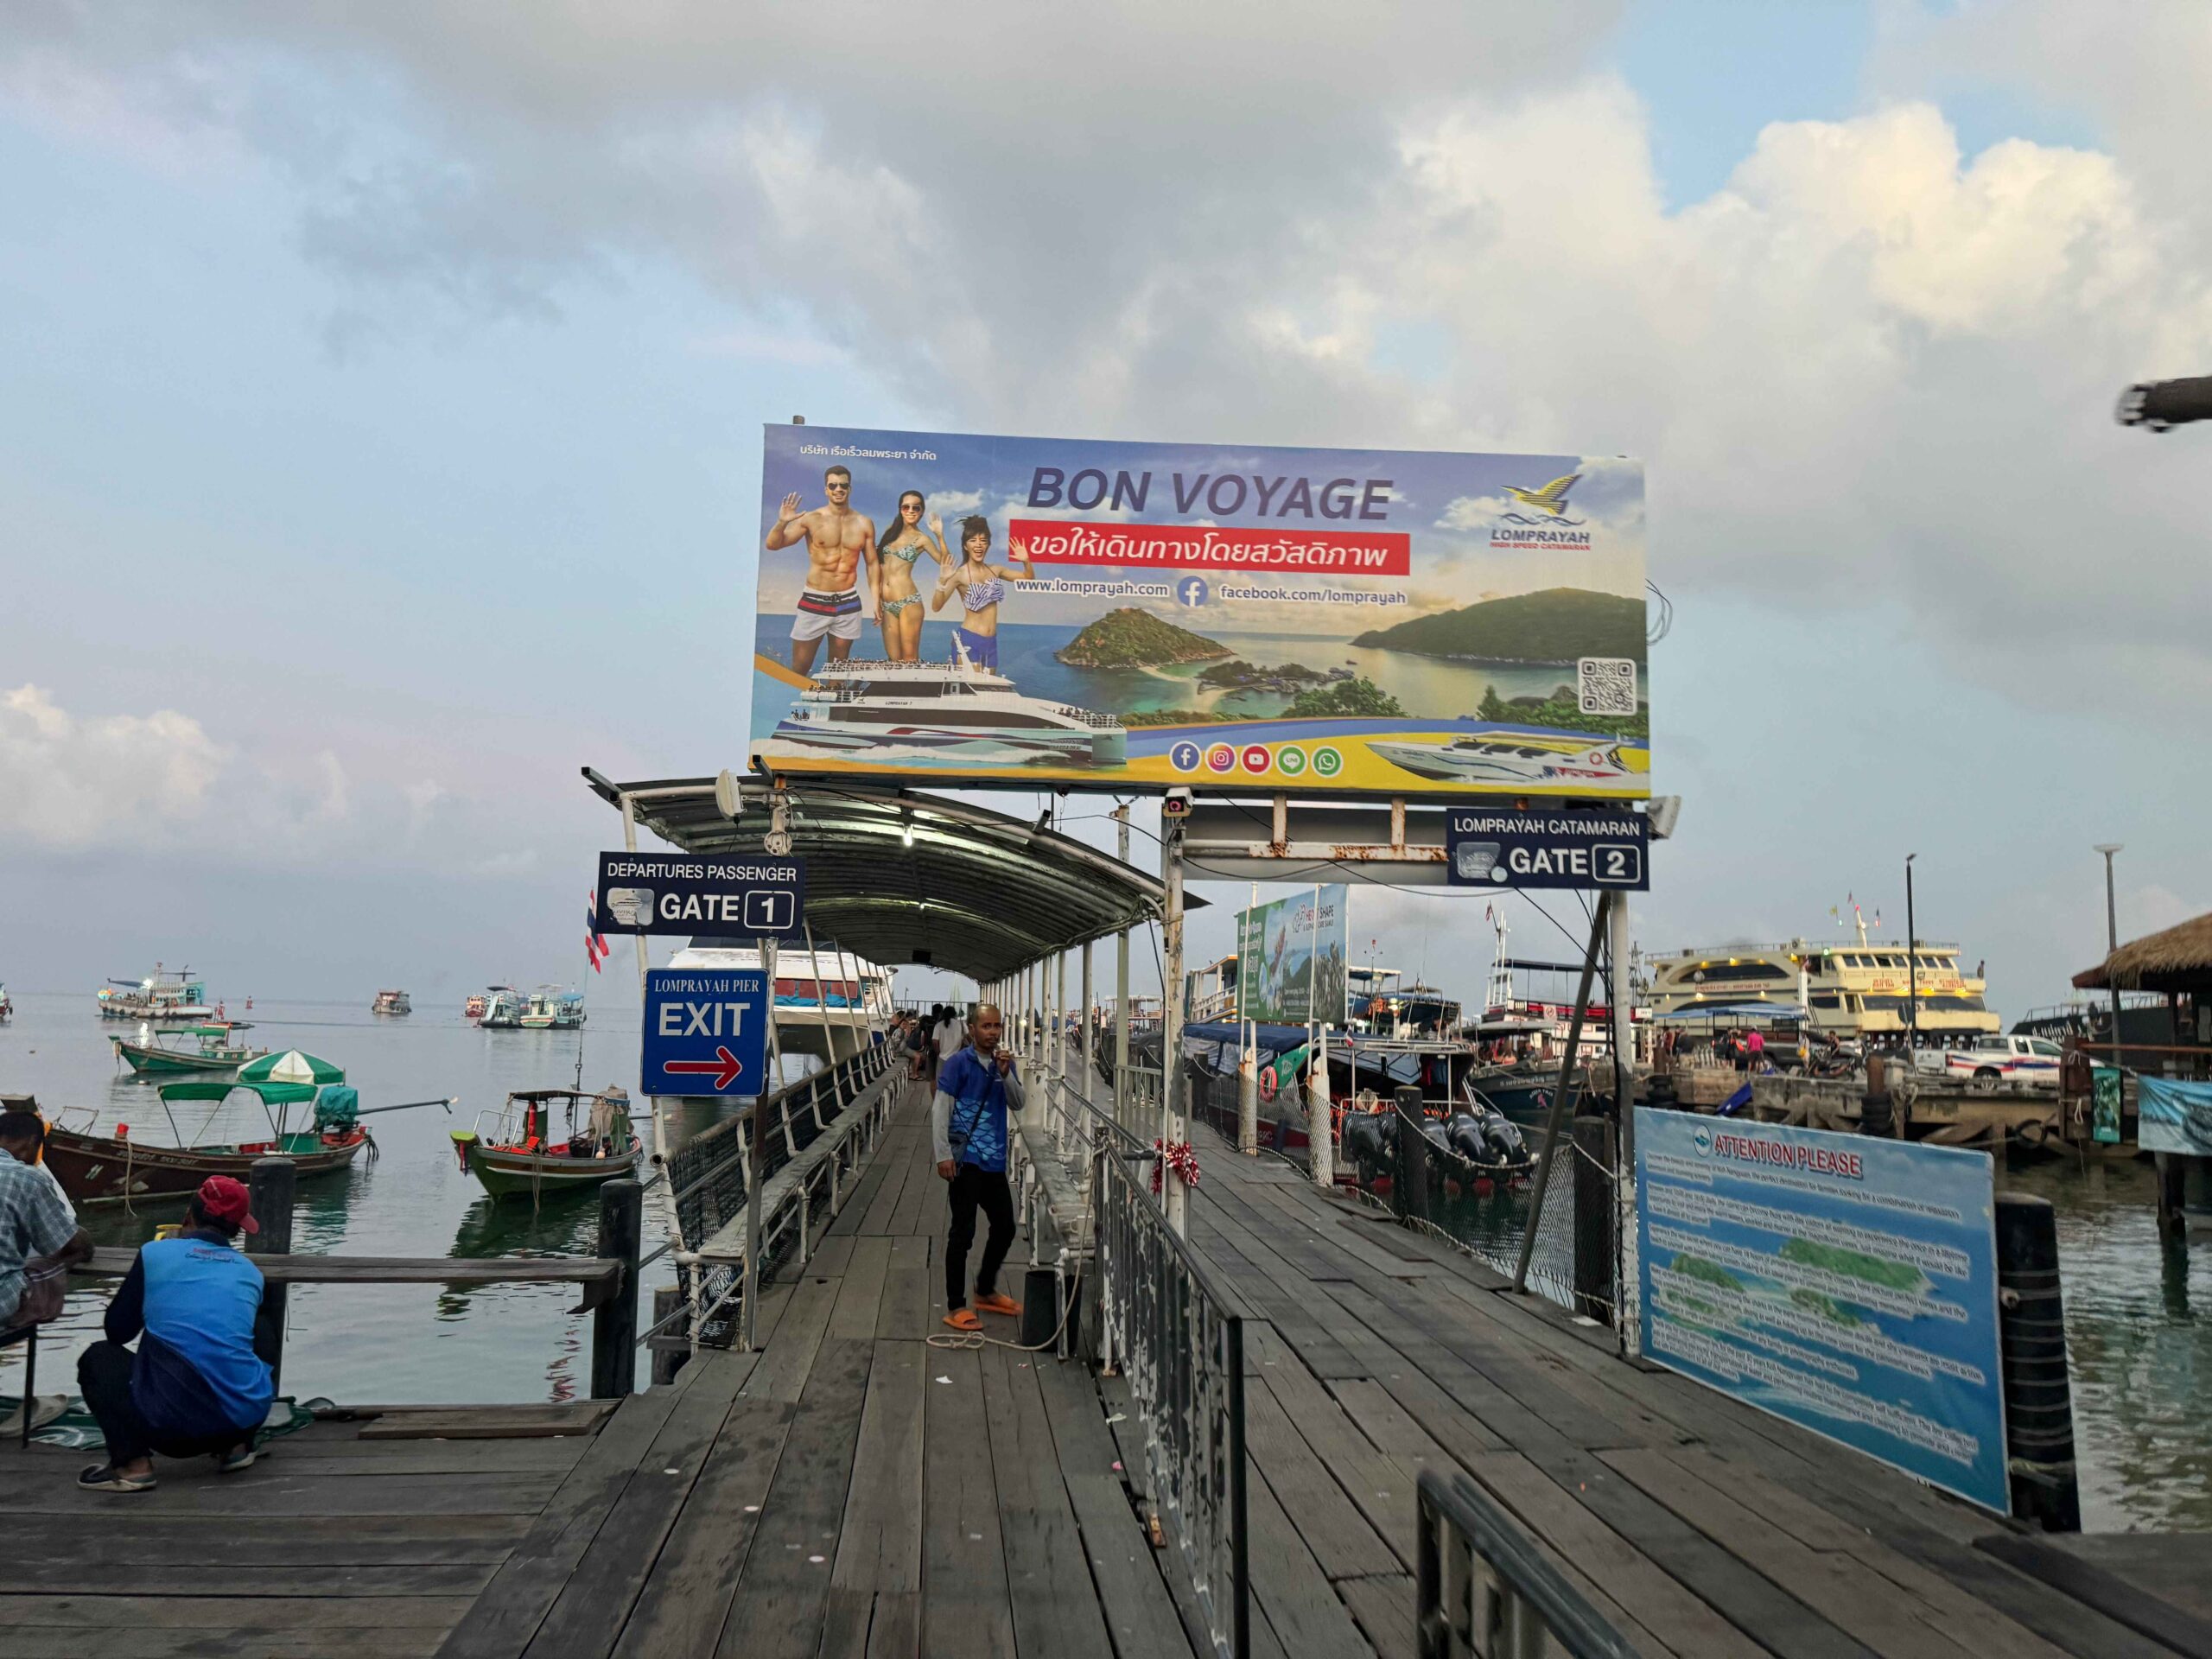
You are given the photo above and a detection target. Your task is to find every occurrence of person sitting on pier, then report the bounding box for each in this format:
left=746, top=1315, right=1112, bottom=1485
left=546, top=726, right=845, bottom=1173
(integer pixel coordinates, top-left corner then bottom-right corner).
left=2, top=1109, right=94, bottom=1344
left=933, top=1003, right=1026, bottom=1332
left=76, top=1175, right=272, bottom=1494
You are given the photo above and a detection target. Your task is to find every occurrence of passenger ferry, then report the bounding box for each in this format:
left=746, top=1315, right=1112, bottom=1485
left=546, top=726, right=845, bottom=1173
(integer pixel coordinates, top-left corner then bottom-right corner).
left=1643, top=925, right=1999, bottom=1044
left=664, top=940, right=893, bottom=1067
left=518, top=988, right=587, bottom=1029
left=97, top=965, right=216, bottom=1024
left=763, top=643, right=1127, bottom=769
left=371, top=988, right=412, bottom=1016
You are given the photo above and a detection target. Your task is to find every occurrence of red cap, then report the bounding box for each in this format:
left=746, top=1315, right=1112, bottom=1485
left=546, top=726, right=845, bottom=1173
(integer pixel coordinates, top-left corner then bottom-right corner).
left=197, top=1174, right=258, bottom=1235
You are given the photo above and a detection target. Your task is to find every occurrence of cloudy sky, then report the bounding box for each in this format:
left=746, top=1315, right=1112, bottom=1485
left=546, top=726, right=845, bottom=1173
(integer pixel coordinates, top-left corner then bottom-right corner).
left=2, top=1, right=2207, bottom=1020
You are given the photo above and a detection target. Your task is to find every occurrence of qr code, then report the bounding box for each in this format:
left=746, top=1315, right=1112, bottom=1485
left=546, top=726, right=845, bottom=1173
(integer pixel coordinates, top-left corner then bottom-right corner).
left=1577, top=658, right=1638, bottom=715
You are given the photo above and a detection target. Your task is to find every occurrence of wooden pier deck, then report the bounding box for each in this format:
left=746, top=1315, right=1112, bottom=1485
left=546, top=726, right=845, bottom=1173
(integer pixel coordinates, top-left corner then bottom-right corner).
left=8, top=1080, right=2209, bottom=1657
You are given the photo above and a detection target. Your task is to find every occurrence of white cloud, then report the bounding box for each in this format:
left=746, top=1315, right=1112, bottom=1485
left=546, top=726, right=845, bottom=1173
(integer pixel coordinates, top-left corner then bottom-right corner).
left=0, top=683, right=226, bottom=849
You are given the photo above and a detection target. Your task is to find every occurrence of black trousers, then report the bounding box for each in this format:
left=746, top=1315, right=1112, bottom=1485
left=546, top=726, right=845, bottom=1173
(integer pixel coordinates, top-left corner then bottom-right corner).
left=77, top=1340, right=242, bottom=1466
left=944, top=1164, right=1016, bottom=1310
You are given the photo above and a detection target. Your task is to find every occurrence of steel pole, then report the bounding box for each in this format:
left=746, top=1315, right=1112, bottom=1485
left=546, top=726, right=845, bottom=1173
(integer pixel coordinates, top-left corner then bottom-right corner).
left=745, top=934, right=772, bottom=1352
left=621, top=793, right=683, bottom=1256
left=1161, top=810, right=1188, bottom=1235
left=1081, top=939, right=1094, bottom=1091
left=1237, top=889, right=1259, bottom=1153
left=2098, top=845, right=2124, bottom=1069
left=1116, top=805, right=1132, bottom=1128
left=1905, top=855, right=1919, bottom=1058
left=1515, top=892, right=1613, bottom=1294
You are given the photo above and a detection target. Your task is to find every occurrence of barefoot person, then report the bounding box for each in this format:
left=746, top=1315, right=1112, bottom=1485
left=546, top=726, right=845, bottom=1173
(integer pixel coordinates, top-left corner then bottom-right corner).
left=933, top=1003, right=1025, bottom=1332
left=874, top=491, right=952, bottom=661
left=766, top=465, right=878, bottom=676
left=928, top=518, right=1035, bottom=672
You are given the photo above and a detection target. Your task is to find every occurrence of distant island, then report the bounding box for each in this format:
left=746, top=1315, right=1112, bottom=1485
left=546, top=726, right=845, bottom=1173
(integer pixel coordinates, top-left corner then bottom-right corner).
left=1351, top=587, right=1646, bottom=664
left=1197, top=658, right=1337, bottom=693
left=1055, top=607, right=1232, bottom=668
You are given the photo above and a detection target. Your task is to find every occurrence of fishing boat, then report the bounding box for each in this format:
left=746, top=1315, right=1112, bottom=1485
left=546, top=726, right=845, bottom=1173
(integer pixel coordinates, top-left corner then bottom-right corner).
left=480, top=988, right=527, bottom=1028
left=96, top=964, right=216, bottom=1023
left=518, top=988, right=586, bottom=1029
left=110, top=1021, right=268, bottom=1077
left=371, top=988, right=412, bottom=1016
left=450, top=1087, right=640, bottom=1201
left=43, top=1078, right=369, bottom=1206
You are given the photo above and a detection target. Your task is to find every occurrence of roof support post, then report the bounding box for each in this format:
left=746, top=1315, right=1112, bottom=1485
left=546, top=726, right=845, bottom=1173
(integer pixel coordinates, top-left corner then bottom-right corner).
left=622, top=791, right=685, bottom=1287
left=1055, top=950, right=1068, bottom=1084
left=1080, top=938, right=1094, bottom=1096
left=744, top=933, right=772, bottom=1352
left=1115, top=805, right=1132, bottom=1131
left=1161, top=808, right=1189, bottom=1236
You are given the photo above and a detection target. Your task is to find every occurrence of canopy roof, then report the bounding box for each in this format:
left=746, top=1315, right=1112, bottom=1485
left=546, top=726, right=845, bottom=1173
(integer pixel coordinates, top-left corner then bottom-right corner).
left=239, top=1050, right=346, bottom=1085
left=584, top=771, right=1188, bottom=983
left=160, top=1079, right=317, bottom=1105
left=1656, top=1002, right=1808, bottom=1022
left=2074, top=912, right=2212, bottom=994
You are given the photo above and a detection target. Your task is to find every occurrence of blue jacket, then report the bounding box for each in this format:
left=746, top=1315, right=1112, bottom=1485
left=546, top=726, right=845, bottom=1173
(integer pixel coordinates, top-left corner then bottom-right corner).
left=107, top=1230, right=273, bottom=1439
left=931, top=1046, right=1026, bottom=1174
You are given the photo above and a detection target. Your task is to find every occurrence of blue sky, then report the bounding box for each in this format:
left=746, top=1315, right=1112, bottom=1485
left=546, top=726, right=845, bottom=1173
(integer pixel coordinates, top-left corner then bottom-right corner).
left=1, top=1, right=2206, bottom=1023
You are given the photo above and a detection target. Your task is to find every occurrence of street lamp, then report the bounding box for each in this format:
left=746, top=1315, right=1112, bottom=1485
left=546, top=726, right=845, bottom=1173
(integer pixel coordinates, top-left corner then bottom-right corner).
left=2094, top=844, right=2124, bottom=1062
left=1904, top=855, right=1918, bottom=1057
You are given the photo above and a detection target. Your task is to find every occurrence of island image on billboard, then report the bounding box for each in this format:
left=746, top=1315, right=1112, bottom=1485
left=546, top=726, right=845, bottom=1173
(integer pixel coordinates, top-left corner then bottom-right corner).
left=747, top=423, right=1648, bottom=798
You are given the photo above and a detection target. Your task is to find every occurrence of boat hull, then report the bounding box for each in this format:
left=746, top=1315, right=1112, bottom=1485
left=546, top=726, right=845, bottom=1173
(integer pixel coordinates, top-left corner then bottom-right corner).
left=459, top=1141, right=640, bottom=1198
left=111, top=1039, right=254, bottom=1077
left=42, top=1127, right=368, bottom=1206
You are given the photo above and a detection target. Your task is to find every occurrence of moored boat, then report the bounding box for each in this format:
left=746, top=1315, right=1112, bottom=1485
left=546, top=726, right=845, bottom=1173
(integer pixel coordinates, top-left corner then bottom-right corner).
left=111, top=1022, right=268, bottom=1077
left=480, top=988, right=526, bottom=1028
left=372, top=988, right=412, bottom=1016
left=518, top=988, right=586, bottom=1029
left=0, top=983, right=11, bottom=1022
left=451, top=1087, right=640, bottom=1201
left=97, top=964, right=216, bottom=1023
left=42, top=1077, right=370, bottom=1207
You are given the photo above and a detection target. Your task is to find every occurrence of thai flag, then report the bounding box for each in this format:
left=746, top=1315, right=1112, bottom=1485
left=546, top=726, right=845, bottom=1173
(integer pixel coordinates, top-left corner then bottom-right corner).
left=586, top=894, right=608, bottom=974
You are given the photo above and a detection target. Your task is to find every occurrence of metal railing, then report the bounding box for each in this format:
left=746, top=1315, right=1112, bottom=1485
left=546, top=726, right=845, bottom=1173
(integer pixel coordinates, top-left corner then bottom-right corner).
left=1417, top=1469, right=1642, bottom=1658
left=1091, top=1104, right=1249, bottom=1659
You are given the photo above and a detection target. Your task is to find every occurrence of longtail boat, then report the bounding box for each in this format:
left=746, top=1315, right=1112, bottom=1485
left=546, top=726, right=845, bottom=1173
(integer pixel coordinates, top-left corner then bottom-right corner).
left=452, top=1087, right=640, bottom=1203
left=44, top=1079, right=369, bottom=1206
left=110, top=1022, right=268, bottom=1077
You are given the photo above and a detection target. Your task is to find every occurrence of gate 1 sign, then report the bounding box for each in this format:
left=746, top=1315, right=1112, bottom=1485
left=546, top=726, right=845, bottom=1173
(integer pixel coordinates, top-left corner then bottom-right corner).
left=641, top=969, right=770, bottom=1097
left=1635, top=1109, right=2008, bottom=1513
left=1444, top=808, right=1647, bottom=890
left=596, top=851, right=805, bottom=938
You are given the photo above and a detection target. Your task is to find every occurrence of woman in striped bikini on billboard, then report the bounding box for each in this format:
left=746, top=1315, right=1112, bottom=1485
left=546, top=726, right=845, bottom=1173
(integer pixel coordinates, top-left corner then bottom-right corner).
left=929, top=517, right=1034, bottom=672
left=874, top=491, right=953, bottom=662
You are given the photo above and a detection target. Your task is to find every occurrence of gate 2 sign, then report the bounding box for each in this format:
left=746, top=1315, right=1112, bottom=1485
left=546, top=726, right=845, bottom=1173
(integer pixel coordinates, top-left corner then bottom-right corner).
left=641, top=969, right=770, bottom=1097
left=596, top=851, right=805, bottom=938
left=1444, top=808, right=1648, bottom=891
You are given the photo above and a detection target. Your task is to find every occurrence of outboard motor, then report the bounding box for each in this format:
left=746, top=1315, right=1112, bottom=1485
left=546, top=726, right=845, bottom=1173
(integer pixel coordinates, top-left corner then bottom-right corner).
left=1482, top=1111, right=1528, bottom=1166
left=1340, top=1109, right=1394, bottom=1174
left=1444, top=1112, right=1491, bottom=1165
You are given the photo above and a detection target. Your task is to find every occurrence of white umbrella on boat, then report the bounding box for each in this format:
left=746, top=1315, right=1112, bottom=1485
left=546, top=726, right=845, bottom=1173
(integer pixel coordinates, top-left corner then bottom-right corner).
left=238, top=1049, right=346, bottom=1086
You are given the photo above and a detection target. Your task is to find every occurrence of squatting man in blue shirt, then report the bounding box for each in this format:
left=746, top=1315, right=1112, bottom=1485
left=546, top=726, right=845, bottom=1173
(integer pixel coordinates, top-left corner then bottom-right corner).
left=76, top=1173, right=275, bottom=1493
left=932, top=1003, right=1026, bottom=1333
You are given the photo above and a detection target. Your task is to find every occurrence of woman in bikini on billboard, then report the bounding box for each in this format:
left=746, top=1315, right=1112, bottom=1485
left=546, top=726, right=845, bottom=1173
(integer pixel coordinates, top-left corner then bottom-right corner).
left=929, top=516, right=1034, bottom=672
left=873, top=491, right=952, bottom=661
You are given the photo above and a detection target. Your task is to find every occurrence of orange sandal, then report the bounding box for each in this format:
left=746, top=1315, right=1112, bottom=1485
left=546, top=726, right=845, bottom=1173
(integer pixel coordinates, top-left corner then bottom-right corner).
left=972, top=1291, right=1022, bottom=1318
left=942, top=1308, right=982, bottom=1332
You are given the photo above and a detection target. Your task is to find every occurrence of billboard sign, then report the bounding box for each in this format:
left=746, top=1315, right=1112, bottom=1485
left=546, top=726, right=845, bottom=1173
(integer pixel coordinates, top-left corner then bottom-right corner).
left=1236, top=885, right=1348, bottom=1026
left=1445, top=807, right=1648, bottom=890
left=749, top=424, right=1648, bottom=798
left=595, top=852, right=805, bottom=939
left=1636, top=1109, right=2008, bottom=1513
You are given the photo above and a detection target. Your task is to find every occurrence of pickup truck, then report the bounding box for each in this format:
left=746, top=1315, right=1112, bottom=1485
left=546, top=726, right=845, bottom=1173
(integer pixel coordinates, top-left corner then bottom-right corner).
left=1916, top=1034, right=2063, bottom=1088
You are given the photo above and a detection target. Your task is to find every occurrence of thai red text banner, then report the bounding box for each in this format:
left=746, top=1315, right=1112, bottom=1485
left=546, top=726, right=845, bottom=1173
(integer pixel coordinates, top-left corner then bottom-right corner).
left=1009, top=518, right=1410, bottom=575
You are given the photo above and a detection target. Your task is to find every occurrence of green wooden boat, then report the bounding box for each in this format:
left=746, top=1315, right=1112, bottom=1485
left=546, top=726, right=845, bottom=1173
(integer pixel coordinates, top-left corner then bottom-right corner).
left=451, top=1087, right=640, bottom=1203
left=111, top=1023, right=269, bottom=1077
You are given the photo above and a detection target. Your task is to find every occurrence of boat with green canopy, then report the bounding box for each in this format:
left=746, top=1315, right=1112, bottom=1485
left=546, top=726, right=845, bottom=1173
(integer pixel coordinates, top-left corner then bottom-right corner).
left=452, top=1086, right=641, bottom=1203
left=110, top=1022, right=270, bottom=1077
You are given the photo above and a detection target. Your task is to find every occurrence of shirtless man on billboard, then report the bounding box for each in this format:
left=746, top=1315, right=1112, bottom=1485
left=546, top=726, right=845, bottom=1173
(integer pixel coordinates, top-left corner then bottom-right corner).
left=766, top=465, right=878, bottom=675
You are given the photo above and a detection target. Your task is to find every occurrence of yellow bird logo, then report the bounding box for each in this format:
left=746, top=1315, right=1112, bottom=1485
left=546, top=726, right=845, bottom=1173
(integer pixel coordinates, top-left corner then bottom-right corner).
left=1502, top=474, right=1581, bottom=517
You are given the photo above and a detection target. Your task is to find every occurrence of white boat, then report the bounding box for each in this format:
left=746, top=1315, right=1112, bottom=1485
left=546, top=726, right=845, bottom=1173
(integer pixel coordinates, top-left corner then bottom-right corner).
left=519, top=988, right=587, bottom=1030
left=480, top=988, right=527, bottom=1029
left=664, top=942, right=892, bottom=1068
left=764, top=641, right=1127, bottom=768
left=371, top=988, right=412, bottom=1016
left=1370, top=732, right=1635, bottom=787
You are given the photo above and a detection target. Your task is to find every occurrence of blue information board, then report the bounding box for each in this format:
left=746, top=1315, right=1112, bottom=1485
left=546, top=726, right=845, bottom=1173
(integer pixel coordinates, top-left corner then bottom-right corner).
left=597, top=851, right=804, bottom=938
left=1444, top=807, right=1648, bottom=891
left=1635, top=1109, right=2008, bottom=1513
left=641, top=968, right=770, bottom=1097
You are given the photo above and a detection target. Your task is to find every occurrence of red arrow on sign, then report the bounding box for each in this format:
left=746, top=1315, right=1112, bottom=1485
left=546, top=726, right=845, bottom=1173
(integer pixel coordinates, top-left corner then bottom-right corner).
left=663, top=1047, right=745, bottom=1090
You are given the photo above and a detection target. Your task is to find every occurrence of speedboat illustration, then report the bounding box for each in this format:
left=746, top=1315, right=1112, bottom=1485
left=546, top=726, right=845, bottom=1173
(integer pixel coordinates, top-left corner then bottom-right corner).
left=1370, top=733, right=1637, bottom=785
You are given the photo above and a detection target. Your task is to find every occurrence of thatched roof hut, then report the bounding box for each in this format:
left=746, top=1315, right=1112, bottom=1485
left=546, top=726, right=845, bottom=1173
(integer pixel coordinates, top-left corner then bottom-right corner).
left=2073, top=912, right=2212, bottom=995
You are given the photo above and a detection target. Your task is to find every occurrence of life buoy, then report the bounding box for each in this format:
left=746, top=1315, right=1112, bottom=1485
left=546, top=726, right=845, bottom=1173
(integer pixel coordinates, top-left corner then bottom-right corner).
left=1259, top=1066, right=1278, bottom=1101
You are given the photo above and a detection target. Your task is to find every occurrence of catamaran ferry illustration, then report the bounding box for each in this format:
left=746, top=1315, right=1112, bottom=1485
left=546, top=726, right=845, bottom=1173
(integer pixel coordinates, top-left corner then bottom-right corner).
left=766, top=639, right=1128, bottom=769
left=1369, top=732, right=1641, bottom=786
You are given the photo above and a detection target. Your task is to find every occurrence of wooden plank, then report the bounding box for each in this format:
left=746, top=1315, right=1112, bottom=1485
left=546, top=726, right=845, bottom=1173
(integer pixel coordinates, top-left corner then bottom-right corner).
left=0, top=1593, right=469, bottom=1627
left=867, top=1590, right=920, bottom=1659
left=82, top=1249, right=617, bottom=1287
left=887, top=1137, right=939, bottom=1240
left=1245, top=1365, right=1420, bottom=1572
left=742, top=1274, right=842, bottom=1406
left=356, top=1414, right=605, bottom=1441
left=261, top=1446, right=588, bottom=1475
left=435, top=1383, right=691, bottom=1657
left=0, top=1467, right=559, bottom=1517
left=318, top=1402, right=618, bottom=1428
left=520, top=1351, right=760, bottom=1659
left=827, top=1238, right=893, bottom=1340
left=2048, top=1534, right=2212, bottom=1624
left=7, top=1629, right=446, bottom=1659
left=858, top=1135, right=918, bottom=1236
left=833, top=1340, right=926, bottom=1595
left=0, top=1513, right=531, bottom=1567
left=1336, top=1574, right=1418, bottom=1659
left=712, top=1338, right=874, bottom=1659
left=806, top=1234, right=857, bottom=1277
left=1974, top=1534, right=2212, bottom=1659
left=1240, top=1383, right=1400, bottom=1582
left=978, top=1345, right=1116, bottom=1659
left=1238, top=1452, right=1380, bottom=1659
left=826, top=1158, right=893, bottom=1238
left=875, top=1236, right=932, bottom=1342
left=608, top=1393, right=798, bottom=1659
left=0, top=1561, right=496, bottom=1599
left=1325, top=1379, right=1450, bottom=1470
left=921, top=1346, right=1016, bottom=1659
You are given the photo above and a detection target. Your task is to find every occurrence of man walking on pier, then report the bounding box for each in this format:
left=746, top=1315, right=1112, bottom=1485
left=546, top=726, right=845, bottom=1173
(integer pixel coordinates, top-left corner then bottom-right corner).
left=933, top=1003, right=1025, bottom=1332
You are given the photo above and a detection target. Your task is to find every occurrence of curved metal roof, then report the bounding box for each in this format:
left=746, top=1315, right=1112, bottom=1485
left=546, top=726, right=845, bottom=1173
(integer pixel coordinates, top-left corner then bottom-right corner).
left=583, top=770, right=1183, bottom=982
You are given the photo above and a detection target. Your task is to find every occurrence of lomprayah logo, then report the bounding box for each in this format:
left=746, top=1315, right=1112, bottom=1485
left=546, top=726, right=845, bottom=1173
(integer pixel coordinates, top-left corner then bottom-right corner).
left=1692, top=1124, right=1713, bottom=1156
left=1491, top=471, right=1592, bottom=550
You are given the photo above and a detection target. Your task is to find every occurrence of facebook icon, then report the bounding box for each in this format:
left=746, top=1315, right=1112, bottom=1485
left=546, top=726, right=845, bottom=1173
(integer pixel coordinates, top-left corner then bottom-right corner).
left=1177, top=576, right=1210, bottom=607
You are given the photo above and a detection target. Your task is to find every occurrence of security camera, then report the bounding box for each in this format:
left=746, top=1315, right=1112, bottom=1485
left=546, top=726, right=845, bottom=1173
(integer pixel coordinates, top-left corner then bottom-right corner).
left=1162, top=788, right=1193, bottom=819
